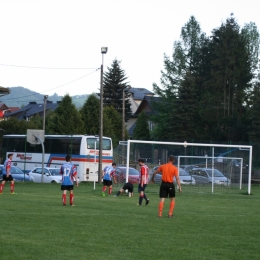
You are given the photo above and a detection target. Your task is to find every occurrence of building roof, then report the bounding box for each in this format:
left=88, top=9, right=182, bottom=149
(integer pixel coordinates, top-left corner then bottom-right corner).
left=133, top=95, right=161, bottom=116
left=0, top=87, right=10, bottom=97
left=128, top=88, right=154, bottom=100
left=128, top=96, right=161, bottom=137
left=0, top=104, right=19, bottom=118
left=7, top=107, right=20, bottom=113
left=5, top=101, right=60, bottom=120
left=0, top=103, right=9, bottom=110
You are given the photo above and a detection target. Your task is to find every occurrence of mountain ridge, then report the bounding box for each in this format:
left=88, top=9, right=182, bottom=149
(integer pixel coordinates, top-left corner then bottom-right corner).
left=0, top=86, right=89, bottom=108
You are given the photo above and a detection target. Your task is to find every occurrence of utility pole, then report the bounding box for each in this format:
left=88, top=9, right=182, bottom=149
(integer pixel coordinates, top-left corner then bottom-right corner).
left=43, top=95, right=48, bottom=131
left=122, top=90, right=125, bottom=141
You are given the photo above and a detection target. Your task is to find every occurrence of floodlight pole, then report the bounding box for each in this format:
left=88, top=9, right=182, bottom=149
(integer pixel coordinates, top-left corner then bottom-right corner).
left=99, top=47, right=108, bottom=183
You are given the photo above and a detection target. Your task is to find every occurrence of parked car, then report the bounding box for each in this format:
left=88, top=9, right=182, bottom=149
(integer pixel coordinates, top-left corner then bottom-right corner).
left=28, top=167, right=62, bottom=183
left=181, top=165, right=199, bottom=173
left=189, top=168, right=230, bottom=185
left=0, top=165, right=33, bottom=182
left=150, top=166, right=196, bottom=184
left=114, top=167, right=140, bottom=184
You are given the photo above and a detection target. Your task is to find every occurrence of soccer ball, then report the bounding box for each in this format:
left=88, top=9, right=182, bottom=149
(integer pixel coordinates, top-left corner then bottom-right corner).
left=125, top=189, right=128, bottom=194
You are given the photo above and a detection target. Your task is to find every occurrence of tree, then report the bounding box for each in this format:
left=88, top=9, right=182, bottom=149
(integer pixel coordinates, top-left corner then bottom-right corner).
left=249, top=80, right=260, bottom=141
left=0, top=117, right=42, bottom=135
left=102, top=59, right=132, bottom=121
left=103, top=106, right=124, bottom=148
left=152, top=16, right=203, bottom=141
left=208, top=14, right=253, bottom=141
left=241, top=22, right=260, bottom=78
left=170, top=72, right=198, bottom=141
left=79, top=94, right=100, bottom=135
left=46, top=94, right=84, bottom=134
left=29, top=114, right=43, bottom=129
left=79, top=95, right=125, bottom=148
left=133, top=111, right=151, bottom=140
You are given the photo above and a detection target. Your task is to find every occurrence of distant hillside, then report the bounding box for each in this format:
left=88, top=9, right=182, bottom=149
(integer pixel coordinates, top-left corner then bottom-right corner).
left=0, top=86, right=89, bottom=108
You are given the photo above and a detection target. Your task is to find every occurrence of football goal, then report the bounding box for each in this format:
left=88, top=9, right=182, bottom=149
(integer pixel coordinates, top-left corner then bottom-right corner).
left=123, top=140, right=252, bottom=194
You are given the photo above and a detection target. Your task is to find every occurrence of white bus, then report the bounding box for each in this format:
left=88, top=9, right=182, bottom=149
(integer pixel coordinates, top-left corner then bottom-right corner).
left=1, top=134, right=113, bottom=182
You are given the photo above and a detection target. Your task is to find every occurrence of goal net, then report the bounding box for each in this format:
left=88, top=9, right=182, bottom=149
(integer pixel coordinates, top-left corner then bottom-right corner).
left=120, top=140, right=252, bottom=194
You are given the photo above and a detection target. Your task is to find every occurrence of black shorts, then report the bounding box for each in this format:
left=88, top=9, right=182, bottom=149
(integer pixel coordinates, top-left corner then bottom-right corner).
left=61, top=185, right=74, bottom=191
left=103, top=180, right=112, bottom=186
left=3, top=175, right=13, bottom=182
left=123, top=183, right=134, bottom=193
left=138, top=184, right=147, bottom=192
left=159, top=182, right=175, bottom=198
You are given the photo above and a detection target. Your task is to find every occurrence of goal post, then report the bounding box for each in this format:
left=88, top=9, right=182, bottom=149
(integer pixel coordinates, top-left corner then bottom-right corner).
left=125, top=140, right=253, bottom=194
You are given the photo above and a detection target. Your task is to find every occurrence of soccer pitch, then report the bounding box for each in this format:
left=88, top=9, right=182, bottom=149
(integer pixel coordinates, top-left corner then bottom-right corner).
left=1, top=182, right=260, bottom=260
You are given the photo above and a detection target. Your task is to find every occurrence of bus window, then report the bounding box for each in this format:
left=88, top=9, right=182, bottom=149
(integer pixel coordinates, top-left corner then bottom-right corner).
left=49, top=137, right=81, bottom=155
left=87, top=138, right=99, bottom=149
left=2, top=137, right=25, bottom=152
left=86, top=138, right=111, bottom=150
left=102, top=139, right=111, bottom=150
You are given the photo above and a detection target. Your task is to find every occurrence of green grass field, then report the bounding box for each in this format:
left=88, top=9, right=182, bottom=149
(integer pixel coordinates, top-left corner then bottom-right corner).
left=1, top=182, right=260, bottom=260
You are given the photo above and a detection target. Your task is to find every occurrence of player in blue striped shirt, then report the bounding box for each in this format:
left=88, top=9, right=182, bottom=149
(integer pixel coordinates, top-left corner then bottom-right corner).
left=60, top=154, right=78, bottom=206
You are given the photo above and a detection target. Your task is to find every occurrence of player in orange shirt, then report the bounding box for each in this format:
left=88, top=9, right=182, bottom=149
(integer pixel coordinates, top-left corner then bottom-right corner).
left=151, top=155, right=182, bottom=218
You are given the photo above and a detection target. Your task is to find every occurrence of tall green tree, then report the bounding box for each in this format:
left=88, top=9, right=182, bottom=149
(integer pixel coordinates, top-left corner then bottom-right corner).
left=248, top=80, right=260, bottom=141
left=152, top=14, right=258, bottom=142
left=102, top=59, right=132, bottom=121
left=79, top=94, right=100, bottom=135
left=209, top=15, right=253, bottom=141
left=152, top=16, right=203, bottom=141
left=103, top=106, right=125, bottom=148
left=46, top=94, right=84, bottom=134
left=79, top=94, right=125, bottom=148
left=133, top=111, right=151, bottom=140
left=170, top=72, right=198, bottom=141
left=241, top=22, right=260, bottom=78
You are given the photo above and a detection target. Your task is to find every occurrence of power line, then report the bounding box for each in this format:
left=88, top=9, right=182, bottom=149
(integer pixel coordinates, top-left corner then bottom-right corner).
left=1, top=68, right=100, bottom=102
left=0, top=63, right=97, bottom=70
left=41, top=68, right=100, bottom=93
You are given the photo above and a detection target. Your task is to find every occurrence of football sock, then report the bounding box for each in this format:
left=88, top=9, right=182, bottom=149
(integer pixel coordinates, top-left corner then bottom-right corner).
left=139, top=194, right=144, bottom=205
left=0, top=184, right=4, bottom=193
left=10, top=183, right=14, bottom=193
left=116, top=191, right=121, bottom=196
left=102, top=186, right=107, bottom=192
left=168, top=200, right=175, bottom=216
left=109, top=187, right=112, bottom=194
left=143, top=194, right=148, bottom=201
left=70, top=194, right=74, bottom=205
left=62, top=194, right=66, bottom=205
left=158, top=201, right=164, bottom=217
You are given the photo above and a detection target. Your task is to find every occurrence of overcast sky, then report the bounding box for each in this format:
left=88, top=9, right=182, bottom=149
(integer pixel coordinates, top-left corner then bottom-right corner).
left=0, top=0, right=259, bottom=98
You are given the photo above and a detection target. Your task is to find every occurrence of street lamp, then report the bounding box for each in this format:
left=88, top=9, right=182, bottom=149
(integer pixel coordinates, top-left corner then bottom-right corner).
left=99, top=47, right=108, bottom=183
